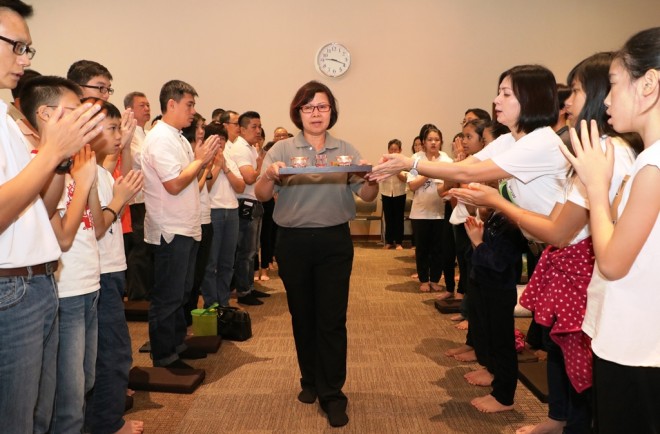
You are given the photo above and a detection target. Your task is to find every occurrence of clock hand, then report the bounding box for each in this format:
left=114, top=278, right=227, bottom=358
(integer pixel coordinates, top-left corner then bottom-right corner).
left=327, top=58, right=346, bottom=67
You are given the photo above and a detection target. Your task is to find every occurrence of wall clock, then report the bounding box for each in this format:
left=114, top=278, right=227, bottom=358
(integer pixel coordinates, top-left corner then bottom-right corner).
left=316, top=43, right=351, bottom=78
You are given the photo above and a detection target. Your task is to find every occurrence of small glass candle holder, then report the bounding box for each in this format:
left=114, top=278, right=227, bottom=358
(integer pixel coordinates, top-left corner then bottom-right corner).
left=290, top=156, right=308, bottom=168
left=336, top=155, right=353, bottom=166
left=315, top=154, right=328, bottom=167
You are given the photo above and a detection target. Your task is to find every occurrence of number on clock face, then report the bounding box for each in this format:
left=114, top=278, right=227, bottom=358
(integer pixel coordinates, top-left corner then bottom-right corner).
left=316, top=43, right=351, bottom=77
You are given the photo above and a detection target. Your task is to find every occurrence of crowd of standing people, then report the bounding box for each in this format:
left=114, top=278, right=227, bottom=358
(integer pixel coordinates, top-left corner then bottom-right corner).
left=1, top=0, right=658, bottom=431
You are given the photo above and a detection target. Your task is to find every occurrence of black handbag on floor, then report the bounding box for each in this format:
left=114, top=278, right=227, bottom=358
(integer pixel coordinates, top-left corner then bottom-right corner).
left=217, top=307, right=252, bottom=341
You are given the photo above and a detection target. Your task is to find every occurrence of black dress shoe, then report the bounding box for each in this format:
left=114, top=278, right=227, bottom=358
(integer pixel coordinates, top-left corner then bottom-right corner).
left=251, top=289, right=271, bottom=298
left=179, top=348, right=207, bottom=359
left=297, top=388, right=317, bottom=404
left=323, top=401, right=349, bottom=427
left=237, top=294, right=264, bottom=305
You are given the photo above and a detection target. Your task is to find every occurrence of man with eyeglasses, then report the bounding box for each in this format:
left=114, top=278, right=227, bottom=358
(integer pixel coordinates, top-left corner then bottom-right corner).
left=0, top=1, right=106, bottom=432
left=67, top=59, right=114, bottom=101
left=219, top=109, right=240, bottom=152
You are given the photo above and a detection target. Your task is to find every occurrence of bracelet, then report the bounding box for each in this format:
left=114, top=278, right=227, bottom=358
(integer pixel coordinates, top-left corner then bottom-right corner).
left=102, top=206, right=118, bottom=223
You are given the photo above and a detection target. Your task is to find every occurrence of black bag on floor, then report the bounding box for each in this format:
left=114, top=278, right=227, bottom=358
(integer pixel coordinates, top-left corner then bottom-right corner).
left=217, top=307, right=252, bottom=341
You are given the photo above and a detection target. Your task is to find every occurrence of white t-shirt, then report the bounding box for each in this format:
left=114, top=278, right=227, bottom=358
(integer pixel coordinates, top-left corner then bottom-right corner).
left=473, top=127, right=569, bottom=241
left=585, top=140, right=660, bottom=367
left=408, top=152, right=453, bottom=220
left=564, top=136, right=636, bottom=245
left=200, top=184, right=211, bottom=225
left=96, top=166, right=127, bottom=274
left=55, top=175, right=101, bottom=298
left=227, top=136, right=258, bottom=201
left=208, top=153, right=242, bottom=209
left=0, top=100, right=61, bottom=267
left=142, top=121, right=201, bottom=244
left=129, top=126, right=146, bottom=204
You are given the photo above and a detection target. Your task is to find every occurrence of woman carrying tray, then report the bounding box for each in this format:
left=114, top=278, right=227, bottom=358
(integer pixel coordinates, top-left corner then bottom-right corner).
left=255, top=80, right=378, bottom=428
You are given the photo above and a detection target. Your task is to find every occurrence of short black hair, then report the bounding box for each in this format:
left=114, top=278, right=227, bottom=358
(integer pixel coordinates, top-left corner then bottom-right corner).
left=211, top=108, right=225, bottom=120
left=204, top=122, right=228, bottom=141
left=81, top=96, right=121, bottom=119
left=499, top=65, right=558, bottom=134
left=12, top=68, right=40, bottom=99
left=218, top=110, right=238, bottom=124
left=19, top=75, right=82, bottom=131
left=464, top=108, right=491, bottom=122
left=159, top=80, right=197, bottom=113
left=0, top=0, right=33, bottom=17
left=181, top=113, right=205, bottom=143
left=387, top=139, right=402, bottom=150
left=67, top=60, right=113, bottom=85
left=289, top=81, right=338, bottom=130
left=238, top=111, right=260, bottom=128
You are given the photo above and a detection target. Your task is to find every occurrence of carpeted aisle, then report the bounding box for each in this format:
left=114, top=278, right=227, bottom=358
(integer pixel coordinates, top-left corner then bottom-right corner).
left=126, top=242, right=547, bottom=433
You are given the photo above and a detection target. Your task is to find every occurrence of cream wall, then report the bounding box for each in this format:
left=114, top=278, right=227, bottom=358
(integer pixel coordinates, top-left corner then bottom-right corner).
left=8, top=0, right=660, bottom=165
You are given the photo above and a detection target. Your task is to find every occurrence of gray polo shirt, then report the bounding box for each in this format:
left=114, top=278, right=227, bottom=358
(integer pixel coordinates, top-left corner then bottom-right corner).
left=261, top=132, right=365, bottom=228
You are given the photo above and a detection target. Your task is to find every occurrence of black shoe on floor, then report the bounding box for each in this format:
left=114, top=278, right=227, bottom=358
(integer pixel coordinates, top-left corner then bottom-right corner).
left=179, top=348, right=207, bottom=359
left=323, top=401, right=349, bottom=427
left=297, top=388, right=317, bottom=404
left=164, top=359, right=194, bottom=370
left=251, top=289, right=271, bottom=298
left=237, top=294, right=264, bottom=305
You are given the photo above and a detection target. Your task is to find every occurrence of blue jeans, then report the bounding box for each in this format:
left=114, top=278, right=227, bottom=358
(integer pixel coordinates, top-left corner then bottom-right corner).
left=85, top=272, right=133, bottom=434
left=0, top=273, right=59, bottom=434
left=234, top=210, right=262, bottom=295
left=201, top=208, right=239, bottom=307
left=149, top=235, right=198, bottom=366
left=51, top=290, right=99, bottom=434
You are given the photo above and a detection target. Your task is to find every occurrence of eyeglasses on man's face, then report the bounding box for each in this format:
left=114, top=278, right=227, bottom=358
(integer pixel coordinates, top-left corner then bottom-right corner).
left=300, top=103, right=331, bottom=114
left=80, top=84, right=114, bottom=95
left=0, top=34, right=36, bottom=59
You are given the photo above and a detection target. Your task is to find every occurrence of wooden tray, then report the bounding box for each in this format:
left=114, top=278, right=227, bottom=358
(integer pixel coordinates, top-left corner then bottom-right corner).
left=278, top=164, right=372, bottom=175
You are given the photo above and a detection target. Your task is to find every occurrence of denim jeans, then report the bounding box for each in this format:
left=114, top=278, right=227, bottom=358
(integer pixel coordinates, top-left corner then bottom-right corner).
left=149, top=235, right=198, bottom=366
left=234, top=211, right=262, bottom=295
left=51, top=290, right=99, bottom=434
left=201, top=208, right=239, bottom=307
left=85, top=272, right=133, bottom=434
left=0, top=274, right=59, bottom=434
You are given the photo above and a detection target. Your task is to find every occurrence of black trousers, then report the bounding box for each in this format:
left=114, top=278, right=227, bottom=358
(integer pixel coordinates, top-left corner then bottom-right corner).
left=126, top=203, right=154, bottom=301
left=411, top=218, right=454, bottom=287
left=468, top=278, right=518, bottom=405
left=276, top=223, right=353, bottom=406
left=593, top=355, right=660, bottom=434
left=381, top=194, right=406, bottom=245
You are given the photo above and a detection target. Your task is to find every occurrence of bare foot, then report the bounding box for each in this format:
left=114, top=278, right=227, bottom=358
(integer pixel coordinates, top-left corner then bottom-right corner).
left=445, top=344, right=473, bottom=357
left=420, top=283, right=431, bottom=292
left=126, top=389, right=135, bottom=397
left=534, top=349, right=548, bottom=361
left=464, top=368, right=493, bottom=386
left=471, top=394, right=513, bottom=413
left=449, top=314, right=464, bottom=321
left=411, top=273, right=418, bottom=279
left=515, top=419, right=566, bottom=434
left=430, top=282, right=445, bottom=292
left=435, top=291, right=451, bottom=301
left=455, top=320, right=469, bottom=330
left=383, top=244, right=392, bottom=249
left=454, top=349, right=477, bottom=362
left=114, top=420, right=144, bottom=434
left=259, top=269, right=270, bottom=281
left=395, top=244, right=403, bottom=250
left=454, top=292, right=464, bottom=300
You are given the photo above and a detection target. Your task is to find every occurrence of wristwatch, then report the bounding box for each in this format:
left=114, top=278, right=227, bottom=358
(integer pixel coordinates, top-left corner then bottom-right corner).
left=55, top=158, right=73, bottom=174
left=409, top=156, right=421, bottom=177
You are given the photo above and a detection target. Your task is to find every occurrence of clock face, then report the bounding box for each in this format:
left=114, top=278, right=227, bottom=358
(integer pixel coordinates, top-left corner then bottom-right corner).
left=316, top=43, right=351, bottom=78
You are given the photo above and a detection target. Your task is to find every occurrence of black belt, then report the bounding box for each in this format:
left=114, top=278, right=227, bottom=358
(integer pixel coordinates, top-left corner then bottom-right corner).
left=0, top=261, right=59, bottom=277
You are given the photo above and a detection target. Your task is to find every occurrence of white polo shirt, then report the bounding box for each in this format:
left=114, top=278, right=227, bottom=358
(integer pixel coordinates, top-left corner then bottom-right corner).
left=208, top=152, right=242, bottom=209
left=0, top=100, right=61, bottom=267
left=227, top=136, right=258, bottom=201
left=142, top=121, right=201, bottom=244
left=129, top=125, right=146, bottom=204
